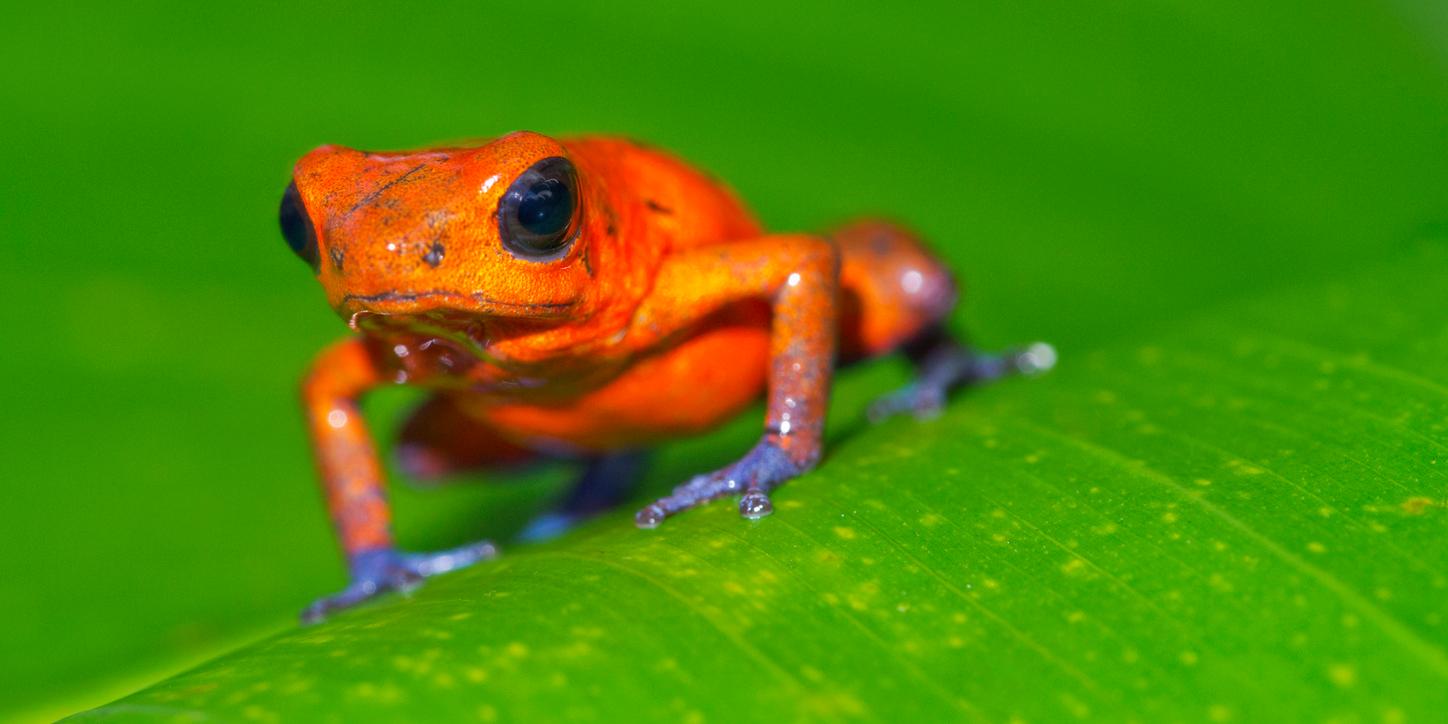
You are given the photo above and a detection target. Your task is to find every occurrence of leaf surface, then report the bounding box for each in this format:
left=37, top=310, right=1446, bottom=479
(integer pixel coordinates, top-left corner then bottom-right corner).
left=79, top=246, right=1448, bottom=722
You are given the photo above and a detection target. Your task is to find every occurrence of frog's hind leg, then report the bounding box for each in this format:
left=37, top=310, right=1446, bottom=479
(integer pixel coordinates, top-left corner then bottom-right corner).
left=867, top=327, right=1056, bottom=421
left=395, top=394, right=538, bottom=483
left=517, top=451, right=648, bottom=542
left=831, top=219, right=1055, bottom=421
left=835, top=219, right=959, bottom=362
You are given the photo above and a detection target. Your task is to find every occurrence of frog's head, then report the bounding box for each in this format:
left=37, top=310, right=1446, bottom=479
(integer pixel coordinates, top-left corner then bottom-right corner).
left=279, top=131, right=600, bottom=334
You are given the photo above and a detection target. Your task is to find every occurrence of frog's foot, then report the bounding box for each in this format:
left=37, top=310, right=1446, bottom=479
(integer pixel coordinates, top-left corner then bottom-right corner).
left=301, top=541, right=497, bottom=624
left=869, top=341, right=1056, bottom=422
left=518, top=451, right=647, bottom=542
left=635, top=439, right=803, bottom=529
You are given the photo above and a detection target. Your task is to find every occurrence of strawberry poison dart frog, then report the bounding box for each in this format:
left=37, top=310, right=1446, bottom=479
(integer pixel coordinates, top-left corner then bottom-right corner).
left=279, top=131, right=1055, bottom=621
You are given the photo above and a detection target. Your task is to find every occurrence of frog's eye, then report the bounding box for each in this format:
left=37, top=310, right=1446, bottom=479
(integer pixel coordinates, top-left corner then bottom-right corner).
left=279, top=181, right=320, bottom=272
left=497, top=156, right=579, bottom=261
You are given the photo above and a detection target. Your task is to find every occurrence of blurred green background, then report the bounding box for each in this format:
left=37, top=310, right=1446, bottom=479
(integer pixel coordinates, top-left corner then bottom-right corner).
left=2, top=0, right=1447, bottom=718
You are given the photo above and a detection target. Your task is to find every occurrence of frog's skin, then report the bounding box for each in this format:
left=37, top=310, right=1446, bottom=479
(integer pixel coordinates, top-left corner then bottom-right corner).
left=281, top=131, right=1054, bottom=621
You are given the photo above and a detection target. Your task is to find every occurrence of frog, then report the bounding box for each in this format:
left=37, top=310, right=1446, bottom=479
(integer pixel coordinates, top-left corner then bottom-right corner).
left=279, top=131, right=1055, bottom=622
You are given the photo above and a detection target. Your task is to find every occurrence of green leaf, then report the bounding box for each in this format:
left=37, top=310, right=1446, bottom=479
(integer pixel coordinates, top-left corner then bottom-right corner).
left=7, top=0, right=1448, bottom=718
left=78, top=244, right=1448, bottom=721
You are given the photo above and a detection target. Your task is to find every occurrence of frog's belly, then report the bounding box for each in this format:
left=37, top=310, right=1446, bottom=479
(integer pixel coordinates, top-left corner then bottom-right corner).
left=482, top=322, right=771, bottom=452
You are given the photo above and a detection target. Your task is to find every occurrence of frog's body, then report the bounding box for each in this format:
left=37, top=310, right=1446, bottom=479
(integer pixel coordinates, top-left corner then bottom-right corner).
left=283, top=132, right=1053, bottom=620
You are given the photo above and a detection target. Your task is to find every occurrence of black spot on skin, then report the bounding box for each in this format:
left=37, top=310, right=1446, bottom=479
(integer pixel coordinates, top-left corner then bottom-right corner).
left=644, top=198, right=673, bottom=215
left=329, top=247, right=345, bottom=271
left=423, top=241, right=445, bottom=268
left=602, top=203, right=620, bottom=236
left=582, top=249, right=594, bottom=276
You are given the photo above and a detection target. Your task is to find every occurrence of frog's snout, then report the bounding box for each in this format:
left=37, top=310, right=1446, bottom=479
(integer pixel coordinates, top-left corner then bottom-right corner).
left=279, top=180, right=321, bottom=273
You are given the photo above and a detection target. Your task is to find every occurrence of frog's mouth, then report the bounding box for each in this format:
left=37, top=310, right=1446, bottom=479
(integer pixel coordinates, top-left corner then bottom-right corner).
left=341, top=290, right=579, bottom=366
left=344, top=303, right=506, bottom=369
left=338, top=290, right=578, bottom=320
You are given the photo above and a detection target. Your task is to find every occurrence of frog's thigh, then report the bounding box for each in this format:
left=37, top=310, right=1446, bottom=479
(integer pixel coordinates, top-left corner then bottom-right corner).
left=833, top=219, right=958, bottom=360
left=489, top=319, right=771, bottom=452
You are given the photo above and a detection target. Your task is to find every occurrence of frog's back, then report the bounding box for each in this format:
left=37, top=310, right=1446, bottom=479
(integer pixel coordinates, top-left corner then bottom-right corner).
left=562, top=136, right=764, bottom=251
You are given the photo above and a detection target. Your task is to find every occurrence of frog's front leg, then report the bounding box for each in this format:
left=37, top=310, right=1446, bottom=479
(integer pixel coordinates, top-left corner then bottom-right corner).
left=300, top=339, right=497, bottom=623
left=631, top=235, right=840, bottom=528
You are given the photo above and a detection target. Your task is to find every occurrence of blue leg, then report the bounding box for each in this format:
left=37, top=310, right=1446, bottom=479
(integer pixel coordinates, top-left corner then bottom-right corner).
left=634, top=438, right=800, bottom=528
left=301, top=541, right=497, bottom=624
left=518, top=451, right=647, bottom=542
left=868, top=328, right=1056, bottom=422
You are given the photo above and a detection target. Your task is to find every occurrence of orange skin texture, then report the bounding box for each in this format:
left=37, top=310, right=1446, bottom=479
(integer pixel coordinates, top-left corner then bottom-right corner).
left=292, top=132, right=956, bottom=557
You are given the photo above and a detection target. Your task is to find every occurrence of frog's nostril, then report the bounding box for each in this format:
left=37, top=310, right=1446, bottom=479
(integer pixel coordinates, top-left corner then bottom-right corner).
left=279, top=180, right=321, bottom=273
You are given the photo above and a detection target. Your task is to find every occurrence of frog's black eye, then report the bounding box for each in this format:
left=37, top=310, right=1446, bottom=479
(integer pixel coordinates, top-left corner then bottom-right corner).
left=279, top=180, right=320, bottom=273
left=497, top=156, right=579, bottom=261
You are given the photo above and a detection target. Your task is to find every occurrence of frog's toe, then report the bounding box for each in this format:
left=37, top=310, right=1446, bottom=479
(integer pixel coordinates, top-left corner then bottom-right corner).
left=867, top=383, right=947, bottom=422
left=404, top=540, right=498, bottom=576
left=633, top=476, right=739, bottom=529
left=738, top=490, right=774, bottom=519
left=634, top=503, right=668, bottom=529
left=635, top=439, right=801, bottom=528
left=300, top=541, right=497, bottom=624
left=869, top=341, right=1057, bottom=423
left=301, top=578, right=407, bottom=625
left=633, top=472, right=728, bottom=529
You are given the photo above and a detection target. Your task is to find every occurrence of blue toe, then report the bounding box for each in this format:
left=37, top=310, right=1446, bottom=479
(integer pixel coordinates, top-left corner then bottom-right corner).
left=517, top=513, right=576, bottom=542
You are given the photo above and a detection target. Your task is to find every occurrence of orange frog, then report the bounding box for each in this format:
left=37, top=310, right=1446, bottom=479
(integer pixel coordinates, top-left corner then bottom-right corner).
left=280, top=131, right=1054, bottom=621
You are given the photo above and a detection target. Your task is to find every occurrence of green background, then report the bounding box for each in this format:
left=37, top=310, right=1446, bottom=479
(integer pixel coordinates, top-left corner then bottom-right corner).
left=2, top=0, right=1447, bottom=720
